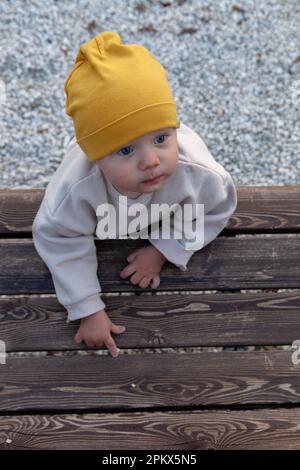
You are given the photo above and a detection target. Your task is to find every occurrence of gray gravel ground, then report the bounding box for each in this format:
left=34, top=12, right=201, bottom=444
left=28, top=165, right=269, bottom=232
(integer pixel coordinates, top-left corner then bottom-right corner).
left=0, top=0, right=299, bottom=188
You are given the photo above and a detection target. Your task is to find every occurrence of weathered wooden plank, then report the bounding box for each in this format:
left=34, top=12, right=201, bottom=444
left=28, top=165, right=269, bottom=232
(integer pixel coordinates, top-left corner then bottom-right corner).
left=1, top=291, right=300, bottom=351
left=0, top=186, right=299, bottom=235
left=1, top=408, right=300, bottom=450
left=0, top=351, right=299, bottom=412
left=0, top=235, right=299, bottom=294
left=0, top=189, right=43, bottom=234
left=235, top=185, right=300, bottom=232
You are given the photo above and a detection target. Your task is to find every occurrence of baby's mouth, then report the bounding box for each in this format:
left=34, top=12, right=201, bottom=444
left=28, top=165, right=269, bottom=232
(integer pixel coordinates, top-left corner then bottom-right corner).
left=142, top=175, right=164, bottom=184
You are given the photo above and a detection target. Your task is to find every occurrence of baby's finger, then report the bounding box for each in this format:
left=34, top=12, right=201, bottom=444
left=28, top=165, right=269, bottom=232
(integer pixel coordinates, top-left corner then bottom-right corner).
left=105, top=336, right=120, bottom=358
left=74, top=332, right=83, bottom=344
left=120, top=263, right=136, bottom=279
left=111, top=323, right=126, bottom=334
left=130, top=271, right=143, bottom=285
left=139, top=276, right=151, bottom=288
left=151, top=275, right=160, bottom=289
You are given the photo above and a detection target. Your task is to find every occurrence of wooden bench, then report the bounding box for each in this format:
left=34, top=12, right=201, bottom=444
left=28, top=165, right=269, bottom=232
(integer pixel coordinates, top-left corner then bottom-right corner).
left=0, top=185, right=300, bottom=450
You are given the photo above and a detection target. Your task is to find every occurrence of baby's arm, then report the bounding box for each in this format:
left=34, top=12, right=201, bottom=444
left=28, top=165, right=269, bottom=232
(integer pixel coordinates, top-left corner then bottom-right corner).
left=32, top=191, right=126, bottom=357
left=148, top=171, right=238, bottom=272
left=32, top=198, right=105, bottom=321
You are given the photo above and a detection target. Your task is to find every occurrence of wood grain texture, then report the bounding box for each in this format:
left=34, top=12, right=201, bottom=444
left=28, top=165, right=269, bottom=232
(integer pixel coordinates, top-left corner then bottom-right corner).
left=1, top=291, right=300, bottom=351
left=234, top=185, right=300, bottom=232
left=1, top=186, right=299, bottom=450
left=1, top=235, right=300, bottom=294
left=0, top=186, right=300, bottom=235
left=1, top=408, right=300, bottom=449
left=0, top=188, right=43, bottom=234
left=0, top=351, right=299, bottom=412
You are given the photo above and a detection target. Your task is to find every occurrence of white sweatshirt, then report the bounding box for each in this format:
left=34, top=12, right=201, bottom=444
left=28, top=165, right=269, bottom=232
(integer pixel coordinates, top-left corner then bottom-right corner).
left=32, top=122, right=238, bottom=322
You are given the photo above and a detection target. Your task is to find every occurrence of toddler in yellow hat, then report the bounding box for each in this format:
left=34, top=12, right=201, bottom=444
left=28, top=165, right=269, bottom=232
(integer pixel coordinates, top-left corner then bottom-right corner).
left=32, top=31, right=237, bottom=358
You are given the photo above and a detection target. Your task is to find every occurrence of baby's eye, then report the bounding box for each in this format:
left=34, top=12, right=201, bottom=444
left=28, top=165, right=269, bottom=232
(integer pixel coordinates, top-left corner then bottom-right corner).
left=154, top=134, right=168, bottom=144
left=117, top=146, right=133, bottom=156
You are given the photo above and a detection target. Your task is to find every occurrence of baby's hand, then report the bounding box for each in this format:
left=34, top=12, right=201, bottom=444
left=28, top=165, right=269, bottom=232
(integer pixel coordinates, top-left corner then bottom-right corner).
left=120, top=245, right=167, bottom=289
left=74, top=309, right=126, bottom=358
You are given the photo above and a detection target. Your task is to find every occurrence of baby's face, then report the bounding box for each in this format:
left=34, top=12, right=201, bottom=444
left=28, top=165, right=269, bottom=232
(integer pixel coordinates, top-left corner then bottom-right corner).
left=95, top=127, right=179, bottom=199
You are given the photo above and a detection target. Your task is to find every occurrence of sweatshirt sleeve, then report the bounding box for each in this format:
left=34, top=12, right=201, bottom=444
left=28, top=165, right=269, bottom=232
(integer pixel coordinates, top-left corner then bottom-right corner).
left=32, top=188, right=106, bottom=323
left=148, top=169, right=237, bottom=271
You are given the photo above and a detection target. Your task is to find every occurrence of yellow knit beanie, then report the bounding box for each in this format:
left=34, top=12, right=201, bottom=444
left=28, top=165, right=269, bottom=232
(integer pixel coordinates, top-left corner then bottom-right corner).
left=64, top=31, right=180, bottom=162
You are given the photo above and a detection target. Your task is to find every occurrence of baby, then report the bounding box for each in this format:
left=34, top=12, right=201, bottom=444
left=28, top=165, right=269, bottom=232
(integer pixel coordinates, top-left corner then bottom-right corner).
left=32, top=31, right=238, bottom=358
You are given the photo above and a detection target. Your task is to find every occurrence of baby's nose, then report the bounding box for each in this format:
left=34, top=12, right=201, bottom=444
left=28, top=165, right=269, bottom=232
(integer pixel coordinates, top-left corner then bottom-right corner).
left=140, top=154, right=160, bottom=171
